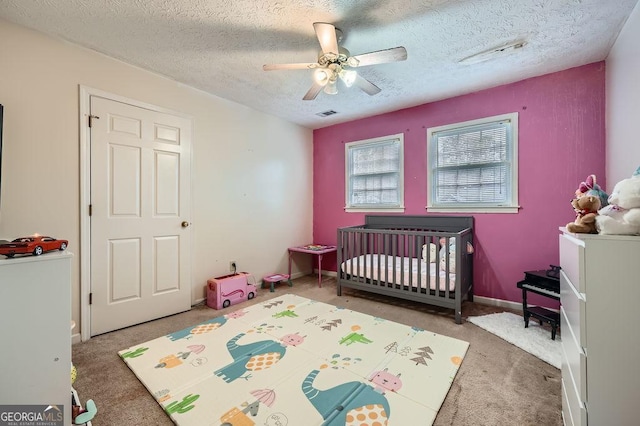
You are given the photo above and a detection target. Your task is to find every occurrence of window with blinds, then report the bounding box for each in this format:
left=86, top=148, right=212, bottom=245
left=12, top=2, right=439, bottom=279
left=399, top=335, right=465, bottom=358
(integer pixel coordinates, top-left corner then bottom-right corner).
left=345, top=133, right=404, bottom=212
left=427, top=113, right=519, bottom=213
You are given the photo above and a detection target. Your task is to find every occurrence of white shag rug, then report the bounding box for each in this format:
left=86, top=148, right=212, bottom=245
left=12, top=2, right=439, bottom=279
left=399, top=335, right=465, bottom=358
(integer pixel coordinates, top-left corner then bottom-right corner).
left=468, top=312, right=561, bottom=369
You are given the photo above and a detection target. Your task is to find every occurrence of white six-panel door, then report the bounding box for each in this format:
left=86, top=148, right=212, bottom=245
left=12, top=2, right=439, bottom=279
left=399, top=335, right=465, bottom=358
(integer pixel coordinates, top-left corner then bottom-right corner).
left=89, top=96, right=191, bottom=336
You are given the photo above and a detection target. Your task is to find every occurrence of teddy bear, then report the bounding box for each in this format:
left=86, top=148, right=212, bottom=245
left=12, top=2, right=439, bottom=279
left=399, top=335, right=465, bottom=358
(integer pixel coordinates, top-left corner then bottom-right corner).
left=595, top=168, right=640, bottom=235
left=566, top=195, right=601, bottom=234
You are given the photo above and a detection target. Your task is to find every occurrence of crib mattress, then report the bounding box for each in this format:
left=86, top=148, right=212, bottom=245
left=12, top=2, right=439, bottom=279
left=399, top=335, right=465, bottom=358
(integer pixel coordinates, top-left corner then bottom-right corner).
left=341, top=254, right=456, bottom=291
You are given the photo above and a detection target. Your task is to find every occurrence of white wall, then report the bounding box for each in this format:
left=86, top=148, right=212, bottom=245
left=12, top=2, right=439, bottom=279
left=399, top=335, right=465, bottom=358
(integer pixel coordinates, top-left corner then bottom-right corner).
left=0, top=19, right=313, bottom=336
left=606, top=1, right=640, bottom=189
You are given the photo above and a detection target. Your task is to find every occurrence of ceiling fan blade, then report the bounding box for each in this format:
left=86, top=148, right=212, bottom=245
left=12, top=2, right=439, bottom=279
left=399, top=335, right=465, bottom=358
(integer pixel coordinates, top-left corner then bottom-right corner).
left=313, top=22, right=340, bottom=55
left=303, top=81, right=325, bottom=100
left=263, top=63, right=318, bottom=71
left=351, top=46, right=407, bottom=67
left=354, top=74, right=381, bottom=96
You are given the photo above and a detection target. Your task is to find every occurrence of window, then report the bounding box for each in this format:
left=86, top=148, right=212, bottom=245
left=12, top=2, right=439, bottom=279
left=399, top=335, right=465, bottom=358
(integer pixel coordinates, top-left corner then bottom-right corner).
left=427, top=113, right=519, bottom=213
left=345, top=133, right=404, bottom=212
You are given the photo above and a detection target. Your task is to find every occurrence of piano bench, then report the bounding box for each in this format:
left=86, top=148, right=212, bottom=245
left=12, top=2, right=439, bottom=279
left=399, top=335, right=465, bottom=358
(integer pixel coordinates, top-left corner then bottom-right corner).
left=524, top=306, right=560, bottom=340
left=517, top=269, right=561, bottom=340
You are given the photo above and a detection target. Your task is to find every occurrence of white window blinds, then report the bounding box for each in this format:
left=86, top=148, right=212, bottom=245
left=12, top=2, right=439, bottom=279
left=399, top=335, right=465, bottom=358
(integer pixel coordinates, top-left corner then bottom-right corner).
left=427, top=113, right=518, bottom=212
left=345, top=134, right=404, bottom=211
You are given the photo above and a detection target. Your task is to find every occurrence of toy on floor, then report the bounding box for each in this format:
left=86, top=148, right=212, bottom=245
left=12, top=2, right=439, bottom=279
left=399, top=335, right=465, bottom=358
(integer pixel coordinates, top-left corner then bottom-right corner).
left=72, top=399, right=97, bottom=425
left=262, top=273, right=292, bottom=292
left=207, top=272, right=257, bottom=310
left=71, top=346, right=97, bottom=424
left=596, top=166, right=640, bottom=235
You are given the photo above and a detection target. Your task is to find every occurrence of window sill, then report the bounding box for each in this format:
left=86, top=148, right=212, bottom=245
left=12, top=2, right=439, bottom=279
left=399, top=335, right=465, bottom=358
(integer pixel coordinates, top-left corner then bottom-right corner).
left=345, top=207, right=405, bottom=213
left=426, top=206, right=520, bottom=214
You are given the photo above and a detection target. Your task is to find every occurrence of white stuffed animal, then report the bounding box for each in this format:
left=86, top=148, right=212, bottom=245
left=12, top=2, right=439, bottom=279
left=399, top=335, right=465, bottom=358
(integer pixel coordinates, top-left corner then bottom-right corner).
left=595, top=168, right=640, bottom=235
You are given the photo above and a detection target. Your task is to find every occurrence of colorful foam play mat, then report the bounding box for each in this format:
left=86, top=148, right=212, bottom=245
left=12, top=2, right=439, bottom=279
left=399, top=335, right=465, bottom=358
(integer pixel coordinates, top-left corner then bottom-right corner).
left=119, top=294, right=469, bottom=425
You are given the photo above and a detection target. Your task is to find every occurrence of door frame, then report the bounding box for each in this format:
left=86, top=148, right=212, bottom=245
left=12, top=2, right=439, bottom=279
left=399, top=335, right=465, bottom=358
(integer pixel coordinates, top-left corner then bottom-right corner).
left=79, top=86, right=194, bottom=341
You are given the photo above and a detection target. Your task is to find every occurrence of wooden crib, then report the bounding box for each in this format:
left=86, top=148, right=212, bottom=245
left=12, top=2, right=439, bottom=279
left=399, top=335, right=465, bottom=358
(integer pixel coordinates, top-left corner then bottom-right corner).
left=337, top=215, right=474, bottom=324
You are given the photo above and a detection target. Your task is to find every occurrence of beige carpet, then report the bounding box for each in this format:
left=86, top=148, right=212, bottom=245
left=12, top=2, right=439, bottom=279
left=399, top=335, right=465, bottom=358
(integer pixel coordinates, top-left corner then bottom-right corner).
left=72, top=275, right=562, bottom=425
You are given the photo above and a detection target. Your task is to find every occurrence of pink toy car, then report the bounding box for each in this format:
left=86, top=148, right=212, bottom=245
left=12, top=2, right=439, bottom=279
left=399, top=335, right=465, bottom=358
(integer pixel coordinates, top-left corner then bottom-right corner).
left=207, top=272, right=257, bottom=310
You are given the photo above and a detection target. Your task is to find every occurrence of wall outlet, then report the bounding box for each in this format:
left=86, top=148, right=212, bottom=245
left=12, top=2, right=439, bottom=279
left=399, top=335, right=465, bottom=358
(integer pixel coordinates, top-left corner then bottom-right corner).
left=229, top=261, right=237, bottom=273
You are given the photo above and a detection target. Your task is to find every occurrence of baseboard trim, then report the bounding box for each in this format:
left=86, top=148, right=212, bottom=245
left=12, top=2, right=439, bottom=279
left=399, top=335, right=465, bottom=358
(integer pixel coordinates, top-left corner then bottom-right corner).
left=472, top=295, right=523, bottom=312
left=313, top=269, right=337, bottom=277
left=72, top=333, right=82, bottom=345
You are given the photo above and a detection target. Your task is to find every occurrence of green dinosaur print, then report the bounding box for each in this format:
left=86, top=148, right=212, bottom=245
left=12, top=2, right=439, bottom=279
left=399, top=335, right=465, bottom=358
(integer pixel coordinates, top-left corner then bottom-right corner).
left=339, top=332, right=373, bottom=346
left=273, top=309, right=298, bottom=318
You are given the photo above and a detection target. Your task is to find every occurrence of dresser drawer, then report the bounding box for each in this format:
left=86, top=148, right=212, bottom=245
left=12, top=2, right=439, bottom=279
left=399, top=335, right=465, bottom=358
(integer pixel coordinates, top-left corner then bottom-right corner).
left=562, top=342, right=587, bottom=426
left=560, top=270, right=586, bottom=347
left=561, top=375, right=586, bottom=426
left=559, top=234, right=585, bottom=293
left=561, top=306, right=586, bottom=401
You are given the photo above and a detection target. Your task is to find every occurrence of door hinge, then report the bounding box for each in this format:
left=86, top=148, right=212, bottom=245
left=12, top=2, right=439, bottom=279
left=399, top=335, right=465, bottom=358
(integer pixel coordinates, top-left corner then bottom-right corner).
left=89, top=292, right=93, bottom=305
left=88, top=115, right=100, bottom=128
left=89, top=204, right=92, bottom=216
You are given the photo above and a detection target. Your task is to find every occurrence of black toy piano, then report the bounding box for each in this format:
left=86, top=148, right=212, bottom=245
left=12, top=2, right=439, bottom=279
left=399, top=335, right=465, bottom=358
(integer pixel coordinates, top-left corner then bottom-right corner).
left=516, top=266, right=560, bottom=340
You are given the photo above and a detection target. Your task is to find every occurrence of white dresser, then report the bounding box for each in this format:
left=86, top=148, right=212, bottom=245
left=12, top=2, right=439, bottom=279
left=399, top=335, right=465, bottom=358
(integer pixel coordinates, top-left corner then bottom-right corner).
left=0, top=251, right=72, bottom=425
left=559, top=229, right=640, bottom=426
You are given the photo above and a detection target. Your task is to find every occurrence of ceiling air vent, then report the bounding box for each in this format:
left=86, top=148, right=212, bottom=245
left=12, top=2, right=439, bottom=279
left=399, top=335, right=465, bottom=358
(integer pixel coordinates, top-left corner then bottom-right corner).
left=459, top=40, right=526, bottom=65
left=316, top=110, right=338, bottom=117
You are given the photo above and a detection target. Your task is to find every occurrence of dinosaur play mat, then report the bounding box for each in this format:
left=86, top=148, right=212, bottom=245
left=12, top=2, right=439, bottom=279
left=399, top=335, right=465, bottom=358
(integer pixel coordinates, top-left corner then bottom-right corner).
left=119, top=294, right=469, bottom=426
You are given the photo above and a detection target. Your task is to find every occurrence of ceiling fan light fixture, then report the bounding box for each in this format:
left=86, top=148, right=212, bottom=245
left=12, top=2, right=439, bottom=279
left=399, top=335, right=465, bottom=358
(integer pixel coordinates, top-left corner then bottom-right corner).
left=339, top=70, right=357, bottom=87
left=314, top=68, right=330, bottom=85
left=263, top=22, right=408, bottom=100
left=323, top=80, right=338, bottom=95
left=346, top=56, right=360, bottom=67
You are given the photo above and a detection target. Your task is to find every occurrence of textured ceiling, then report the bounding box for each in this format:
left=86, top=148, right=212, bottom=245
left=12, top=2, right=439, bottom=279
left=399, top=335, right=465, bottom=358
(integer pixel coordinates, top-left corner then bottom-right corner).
left=0, top=0, right=638, bottom=129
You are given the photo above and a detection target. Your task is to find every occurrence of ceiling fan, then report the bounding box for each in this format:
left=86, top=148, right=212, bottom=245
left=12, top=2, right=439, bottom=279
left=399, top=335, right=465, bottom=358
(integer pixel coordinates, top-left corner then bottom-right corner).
left=263, top=22, right=407, bottom=100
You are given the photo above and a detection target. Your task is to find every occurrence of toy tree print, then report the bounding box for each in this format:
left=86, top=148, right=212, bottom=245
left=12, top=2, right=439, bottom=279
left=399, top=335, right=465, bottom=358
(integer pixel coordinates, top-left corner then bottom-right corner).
left=120, top=347, right=148, bottom=359
left=305, top=315, right=318, bottom=324
left=165, top=394, right=200, bottom=415
left=321, top=319, right=342, bottom=331
left=384, top=342, right=399, bottom=354
left=411, top=346, right=434, bottom=366
left=263, top=300, right=284, bottom=308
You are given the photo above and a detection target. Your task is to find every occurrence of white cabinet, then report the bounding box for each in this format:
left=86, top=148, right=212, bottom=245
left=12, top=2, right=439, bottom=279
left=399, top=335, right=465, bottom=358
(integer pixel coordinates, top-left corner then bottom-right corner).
left=559, top=229, right=640, bottom=426
left=0, top=251, right=72, bottom=425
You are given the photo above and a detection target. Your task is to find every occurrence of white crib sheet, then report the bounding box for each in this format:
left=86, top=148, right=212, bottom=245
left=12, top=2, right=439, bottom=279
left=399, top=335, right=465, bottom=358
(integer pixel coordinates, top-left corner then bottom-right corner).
left=341, top=254, right=456, bottom=291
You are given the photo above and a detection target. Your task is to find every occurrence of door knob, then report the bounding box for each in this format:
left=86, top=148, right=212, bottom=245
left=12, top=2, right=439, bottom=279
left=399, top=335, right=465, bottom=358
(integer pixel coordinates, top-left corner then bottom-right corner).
left=181, top=221, right=190, bottom=228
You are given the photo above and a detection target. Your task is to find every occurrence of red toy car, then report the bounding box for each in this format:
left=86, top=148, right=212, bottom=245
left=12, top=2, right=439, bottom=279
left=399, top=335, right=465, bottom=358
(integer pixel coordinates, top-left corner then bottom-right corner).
left=0, top=236, right=68, bottom=258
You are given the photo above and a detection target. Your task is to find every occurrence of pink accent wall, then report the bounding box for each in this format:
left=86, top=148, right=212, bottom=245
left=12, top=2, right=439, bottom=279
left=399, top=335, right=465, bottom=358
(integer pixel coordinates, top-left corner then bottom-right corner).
left=313, top=62, right=606, bottom=307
